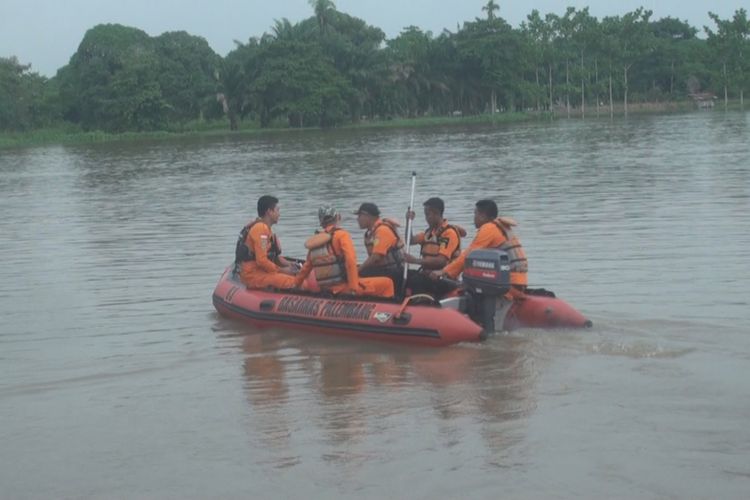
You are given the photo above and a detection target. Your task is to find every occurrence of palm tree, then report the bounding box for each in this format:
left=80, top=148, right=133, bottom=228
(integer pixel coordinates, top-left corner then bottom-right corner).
left=482, top=0, right=499, bottom=21
left=308, top=0, right=336, bottom=35
left=270, top=18, right=300, bottom=41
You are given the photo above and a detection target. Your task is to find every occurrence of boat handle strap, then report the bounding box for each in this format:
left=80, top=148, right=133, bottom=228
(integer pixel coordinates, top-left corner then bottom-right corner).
left=394, top=294, right=437, bottom=319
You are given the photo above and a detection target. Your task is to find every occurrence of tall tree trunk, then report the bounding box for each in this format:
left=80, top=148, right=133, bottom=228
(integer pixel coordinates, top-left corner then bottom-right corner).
left=548, top=63, right=553, bottom=112
left=670, top=60, right=675, bottom=98
left=609, top=64, right=614, bottom=119
left=581, top=51, right=585, bottom=119
left=595, top=58, right=600, bottom=117
left=624, top=66, right=629, bottom=117
left=742, top=49, right=745, bottom=111
left=219, top=94, right=238, bottom=131
left=260, top=108, right=271, bottom=128
left=535, top=67, right=540, bottom=111
left=350, top=99, right=361, bottom=124
left=723, top=62, right=728, bottom=112
left=566, top=59, right=570, bottom=118
left=491, top=89, right=497, bottom=117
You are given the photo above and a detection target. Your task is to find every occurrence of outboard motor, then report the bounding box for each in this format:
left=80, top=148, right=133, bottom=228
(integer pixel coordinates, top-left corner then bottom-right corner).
left=461, top=249, right=511, bottom=338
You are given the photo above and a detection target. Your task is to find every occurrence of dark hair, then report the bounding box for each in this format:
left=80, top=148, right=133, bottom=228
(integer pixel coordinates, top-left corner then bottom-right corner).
left=353, top=202, right=380, bottom=217
left=257, top=195, right=279, bottom=217
left=475, top=199, right=498, bottom=219
left=422, top=197, right=444, bottom=215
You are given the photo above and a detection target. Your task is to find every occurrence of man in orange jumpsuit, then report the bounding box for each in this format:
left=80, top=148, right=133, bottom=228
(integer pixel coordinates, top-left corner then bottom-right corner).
left=294, top=206, right=394, bottom=298
left=236, top=195, right=297, bottom=290
left=355, top=202, right=404, bottom=292
left=431, top=199, right=528, bottom=294
left=404, top=197, right=463, bottom=296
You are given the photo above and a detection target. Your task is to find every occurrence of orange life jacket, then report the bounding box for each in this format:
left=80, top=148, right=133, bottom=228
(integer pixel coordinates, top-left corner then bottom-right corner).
left=235, top=219, right=281, bottom=264
left=364, top=218, right=404, bottom=273
left=491, top=217, right=528, bottom=284
left=420, top=221, right=464, bottom=261
left=305, top=228, right=346, bottom=288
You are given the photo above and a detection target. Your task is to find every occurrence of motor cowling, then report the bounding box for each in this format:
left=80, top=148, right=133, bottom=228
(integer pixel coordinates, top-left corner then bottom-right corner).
left=460, top=249, right=512, bottom=339
left=461, top=249, right=511, bottom=297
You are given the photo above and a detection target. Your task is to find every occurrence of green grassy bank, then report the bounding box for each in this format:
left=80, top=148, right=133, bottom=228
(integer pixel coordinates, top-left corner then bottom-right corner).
left=1, top=101, right=746, bottom=151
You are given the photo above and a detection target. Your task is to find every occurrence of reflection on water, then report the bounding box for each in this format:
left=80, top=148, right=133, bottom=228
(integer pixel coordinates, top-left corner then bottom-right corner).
left=1, top=111, right=750, bottom=498
left=236, top=326, right=537, bottom=469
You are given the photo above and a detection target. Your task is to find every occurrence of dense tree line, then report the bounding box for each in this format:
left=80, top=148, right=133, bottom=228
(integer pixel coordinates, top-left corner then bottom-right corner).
left=1, top=2, right=748, bottom=133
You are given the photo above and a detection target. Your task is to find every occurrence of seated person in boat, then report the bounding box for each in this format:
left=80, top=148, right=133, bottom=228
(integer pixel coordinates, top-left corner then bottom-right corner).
left=294, top=205, right=394, bottom=298
left=403, top=197, right=465, bottom=297
left=355, top=202, right=405, bottom=291
left=235, top=195, right=297, bottom=290
left=431, top=199, right=528, bottom=297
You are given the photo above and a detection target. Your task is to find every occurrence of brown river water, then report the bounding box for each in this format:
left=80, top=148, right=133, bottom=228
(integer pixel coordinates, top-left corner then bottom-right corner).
left=1, top=112, right=749, bottom=499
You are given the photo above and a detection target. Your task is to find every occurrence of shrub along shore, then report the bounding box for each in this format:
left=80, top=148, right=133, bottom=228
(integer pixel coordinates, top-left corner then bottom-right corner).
left=4, top=100, right=746, bottom=150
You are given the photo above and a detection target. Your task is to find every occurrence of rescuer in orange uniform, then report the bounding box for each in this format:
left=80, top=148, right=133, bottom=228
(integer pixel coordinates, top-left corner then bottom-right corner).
left=294, top=205, right=394, bottom=298
left=404, top=197, right=464, bottom=296
left=431, top=199, right=528, bottom=294
left=355, top=202, right=405, bottom=291
left=236, top=195, right=297, bottom=290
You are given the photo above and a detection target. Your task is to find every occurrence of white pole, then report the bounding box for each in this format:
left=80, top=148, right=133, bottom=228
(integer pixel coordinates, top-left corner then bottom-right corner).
left=401, top=171, right=417, bottom=295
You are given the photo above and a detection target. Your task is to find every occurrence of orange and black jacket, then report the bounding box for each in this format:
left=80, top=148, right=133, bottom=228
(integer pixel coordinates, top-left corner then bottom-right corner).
left=235, top=219, right=282, bottom=270
left=363, top=218, right=404, bottom=273
left=296, top=225, right=360, bottom=292
left=444, top=217, right=527, bottom=286
left=416, top=220, right=462, bottom=263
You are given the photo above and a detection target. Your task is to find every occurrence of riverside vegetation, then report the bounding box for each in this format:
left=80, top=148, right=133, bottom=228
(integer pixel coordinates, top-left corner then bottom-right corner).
left=1, top=1, right=749, bottom=148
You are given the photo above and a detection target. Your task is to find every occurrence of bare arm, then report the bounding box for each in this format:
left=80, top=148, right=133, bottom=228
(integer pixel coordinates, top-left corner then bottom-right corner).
left=359, top=252, right=386, bottom=272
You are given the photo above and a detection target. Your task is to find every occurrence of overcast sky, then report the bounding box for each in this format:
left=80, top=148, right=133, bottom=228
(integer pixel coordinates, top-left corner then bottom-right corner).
left=1, top=0, right=743, bottom=77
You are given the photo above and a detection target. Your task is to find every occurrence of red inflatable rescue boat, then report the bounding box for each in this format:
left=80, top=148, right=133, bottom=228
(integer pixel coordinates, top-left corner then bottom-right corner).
left=213, top=259, right=591, bottom=347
